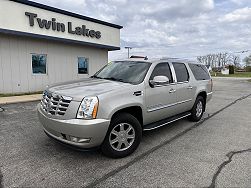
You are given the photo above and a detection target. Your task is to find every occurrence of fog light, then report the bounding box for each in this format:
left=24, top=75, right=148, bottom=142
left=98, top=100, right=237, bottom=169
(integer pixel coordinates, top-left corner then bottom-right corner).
left=78, top=138, right=91, bottom=143
left=71, top=137, right=78, bottom=142
left=69, top=136, right=90, bottom=143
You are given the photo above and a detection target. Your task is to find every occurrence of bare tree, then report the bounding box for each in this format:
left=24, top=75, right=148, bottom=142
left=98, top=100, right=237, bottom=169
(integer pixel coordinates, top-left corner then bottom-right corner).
left=197, top=54, right=217, bottom=66
left=243, top=54, right=251, bottom=67
left=197, top=52, right=240, bottom=68
left=228, top=54, right=241, bottom=67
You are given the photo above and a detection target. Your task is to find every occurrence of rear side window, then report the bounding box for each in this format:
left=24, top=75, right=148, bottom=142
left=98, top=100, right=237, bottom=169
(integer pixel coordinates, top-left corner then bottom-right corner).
left=173, top=62, right=189, bottom=82
left=189, top=64, right=210, bottom=80
left=150, top=63, right=173, bottom=83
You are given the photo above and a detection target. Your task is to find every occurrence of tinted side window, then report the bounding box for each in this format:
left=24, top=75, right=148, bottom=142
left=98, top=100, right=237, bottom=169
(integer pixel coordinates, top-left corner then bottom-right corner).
left=173, top=63, right=189, bottom=82
left=150, top=63, right=173, bottom=83
left=189, top=64, right=210, bottom=80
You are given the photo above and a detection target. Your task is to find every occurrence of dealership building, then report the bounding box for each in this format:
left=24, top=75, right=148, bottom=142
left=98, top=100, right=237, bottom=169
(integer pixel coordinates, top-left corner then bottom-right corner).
left=0, top=0, right=122, bottom=94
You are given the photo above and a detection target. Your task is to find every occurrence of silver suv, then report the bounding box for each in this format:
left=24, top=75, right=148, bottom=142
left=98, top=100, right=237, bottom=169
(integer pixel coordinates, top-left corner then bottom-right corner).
left=37, top=58, right=213, bottom=158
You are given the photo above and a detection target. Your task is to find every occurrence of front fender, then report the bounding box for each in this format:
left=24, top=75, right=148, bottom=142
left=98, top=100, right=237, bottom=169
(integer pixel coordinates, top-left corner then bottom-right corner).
left=97, top=86, right=145, bottom=120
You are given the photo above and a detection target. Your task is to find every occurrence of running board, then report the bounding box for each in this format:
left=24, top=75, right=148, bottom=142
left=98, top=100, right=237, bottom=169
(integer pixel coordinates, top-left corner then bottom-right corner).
left=143, top=112, right=191, bottom=131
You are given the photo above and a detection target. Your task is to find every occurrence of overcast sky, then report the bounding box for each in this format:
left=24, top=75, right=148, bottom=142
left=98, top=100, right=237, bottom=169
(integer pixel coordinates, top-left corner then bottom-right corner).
left=33, top=0, right=251, bottom=61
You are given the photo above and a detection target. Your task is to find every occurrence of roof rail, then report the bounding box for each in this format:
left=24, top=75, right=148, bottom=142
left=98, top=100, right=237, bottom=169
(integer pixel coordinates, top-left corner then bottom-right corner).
left=160, top=57, right=180, bottom=60
left=130, top=55, right=148, bottom=60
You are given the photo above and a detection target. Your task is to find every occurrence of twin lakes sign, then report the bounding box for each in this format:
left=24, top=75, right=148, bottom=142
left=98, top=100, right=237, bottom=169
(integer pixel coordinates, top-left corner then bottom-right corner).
left=25, top=12, right=102, bottom=39
left=0, top=0, right=121, bottom=49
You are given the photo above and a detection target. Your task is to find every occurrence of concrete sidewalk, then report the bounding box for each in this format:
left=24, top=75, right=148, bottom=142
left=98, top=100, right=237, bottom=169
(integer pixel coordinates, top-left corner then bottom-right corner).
left=0, top=94, right=41, bottom=105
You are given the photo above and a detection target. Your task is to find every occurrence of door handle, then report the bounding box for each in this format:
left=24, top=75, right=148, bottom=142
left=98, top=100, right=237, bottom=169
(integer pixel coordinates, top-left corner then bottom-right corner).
left=133, top=91, right=143, bottom=96
left=187, top=86, right=193, bottom=89
left=169, top=88, right=176, bottom=93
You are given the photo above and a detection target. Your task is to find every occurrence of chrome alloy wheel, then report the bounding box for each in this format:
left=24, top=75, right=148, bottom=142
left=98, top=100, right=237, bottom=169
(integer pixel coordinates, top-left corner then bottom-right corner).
left=196, top=101, right=203, bottom=117
left=109, top=123, right=135, bottom=151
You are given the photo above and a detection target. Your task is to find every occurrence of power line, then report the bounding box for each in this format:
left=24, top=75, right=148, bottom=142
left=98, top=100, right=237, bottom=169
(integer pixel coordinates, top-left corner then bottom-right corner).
left=232, top=50, right=250, bottom=54
left=110, top=46, right=251, bottom=61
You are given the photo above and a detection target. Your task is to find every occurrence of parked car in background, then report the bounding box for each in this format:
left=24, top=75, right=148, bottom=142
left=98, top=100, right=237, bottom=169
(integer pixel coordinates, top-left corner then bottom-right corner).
left=37, top=58, right=213, bottom=158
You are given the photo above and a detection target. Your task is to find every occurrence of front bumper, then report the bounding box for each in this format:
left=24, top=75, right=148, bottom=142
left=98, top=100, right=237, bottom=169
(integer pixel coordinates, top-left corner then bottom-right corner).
left=37, top=105, right=110, bottom=149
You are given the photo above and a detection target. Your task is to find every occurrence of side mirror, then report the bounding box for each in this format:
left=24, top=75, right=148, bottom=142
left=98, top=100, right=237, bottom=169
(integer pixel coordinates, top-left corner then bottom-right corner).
left=149, top=76, right=169, bottom=87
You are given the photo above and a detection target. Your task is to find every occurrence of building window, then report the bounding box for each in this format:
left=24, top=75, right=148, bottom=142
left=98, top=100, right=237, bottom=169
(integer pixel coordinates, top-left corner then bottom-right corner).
left=78, top=57, right=89, bottom=74
left=32, top=54, right=47, bottom=74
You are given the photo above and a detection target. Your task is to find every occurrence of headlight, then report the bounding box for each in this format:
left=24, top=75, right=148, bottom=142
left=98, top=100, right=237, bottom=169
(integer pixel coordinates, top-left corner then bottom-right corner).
left=77, top=96, right=99, bottom=119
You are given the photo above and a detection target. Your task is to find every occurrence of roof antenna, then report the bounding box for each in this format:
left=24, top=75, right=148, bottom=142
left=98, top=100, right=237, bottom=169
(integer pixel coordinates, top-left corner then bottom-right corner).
left=144, top=56, right=148, bottom=60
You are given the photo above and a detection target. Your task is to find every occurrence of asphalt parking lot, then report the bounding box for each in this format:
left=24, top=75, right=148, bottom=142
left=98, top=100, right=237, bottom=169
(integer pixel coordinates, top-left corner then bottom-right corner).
left=0, top=77, right=251, bottom=187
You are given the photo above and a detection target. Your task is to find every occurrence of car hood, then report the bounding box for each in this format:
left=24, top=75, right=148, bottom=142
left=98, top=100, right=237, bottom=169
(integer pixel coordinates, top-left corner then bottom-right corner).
left=47, top=78, right=131, bottom=101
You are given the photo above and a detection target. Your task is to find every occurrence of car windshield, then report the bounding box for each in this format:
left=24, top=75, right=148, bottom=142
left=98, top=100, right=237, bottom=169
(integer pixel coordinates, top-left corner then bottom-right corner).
left=92, top=61, right=151, bottom=84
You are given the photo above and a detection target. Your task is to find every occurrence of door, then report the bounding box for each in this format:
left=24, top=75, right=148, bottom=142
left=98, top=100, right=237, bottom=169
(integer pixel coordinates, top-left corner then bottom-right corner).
left=172, top=62, right=196, bottom=112
left=144, top=62, right=177, bottom=124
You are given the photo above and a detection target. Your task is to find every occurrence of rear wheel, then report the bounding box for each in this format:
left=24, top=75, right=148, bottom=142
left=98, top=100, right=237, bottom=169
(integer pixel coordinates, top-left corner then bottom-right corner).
left=101, top=113, right=142, bottom=158
left=189, top=96, right=205, bottom=122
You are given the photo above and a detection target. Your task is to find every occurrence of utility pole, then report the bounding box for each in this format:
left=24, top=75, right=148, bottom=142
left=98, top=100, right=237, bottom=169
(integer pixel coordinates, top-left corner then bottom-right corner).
left=125, top=47, right=132, bottom=58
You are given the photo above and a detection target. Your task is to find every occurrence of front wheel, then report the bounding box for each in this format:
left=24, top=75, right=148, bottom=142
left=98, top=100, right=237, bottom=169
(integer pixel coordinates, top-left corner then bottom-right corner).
left=189, top=96, right=205, bottom=122
left=101, top=113, right=142, bottom=158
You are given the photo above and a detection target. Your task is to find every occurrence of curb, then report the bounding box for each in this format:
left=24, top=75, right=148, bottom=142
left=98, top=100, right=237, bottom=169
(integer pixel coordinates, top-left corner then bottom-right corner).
left=0, top=94, right=42, bottom=105
left=212, top=77, right=251, bottom=79
left=0, top=99, right=41, bottom=105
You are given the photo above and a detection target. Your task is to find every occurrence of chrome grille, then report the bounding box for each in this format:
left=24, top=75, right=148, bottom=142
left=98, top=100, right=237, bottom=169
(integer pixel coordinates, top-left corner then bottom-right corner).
left=41, top=91, right=72, bottom=116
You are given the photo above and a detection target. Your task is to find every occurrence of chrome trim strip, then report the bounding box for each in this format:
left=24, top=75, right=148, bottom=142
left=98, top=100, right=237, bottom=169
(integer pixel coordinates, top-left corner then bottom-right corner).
left=152, top=83, right=176, bottom=87
left=207, top=92, right=213, bottom=96
left=62, top=95, right=73, bottom=101
left=177, top=81, right=189, bottom=84
left=143, top=113, right=191, bottom=131
left=147, top=99, right=192, bottom=112
left=169, top=62, right=177, bottom=83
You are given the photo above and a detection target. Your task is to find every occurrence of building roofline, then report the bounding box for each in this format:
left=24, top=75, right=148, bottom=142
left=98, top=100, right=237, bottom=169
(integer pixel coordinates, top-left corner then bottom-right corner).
left=0, top=28, right=120, bottom=51
left=9, top=0, right=123, bottom=29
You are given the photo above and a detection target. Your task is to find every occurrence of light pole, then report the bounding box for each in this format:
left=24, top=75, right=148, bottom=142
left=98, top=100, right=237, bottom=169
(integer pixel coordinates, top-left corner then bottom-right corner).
left=125, top=47, right=132, bottom=58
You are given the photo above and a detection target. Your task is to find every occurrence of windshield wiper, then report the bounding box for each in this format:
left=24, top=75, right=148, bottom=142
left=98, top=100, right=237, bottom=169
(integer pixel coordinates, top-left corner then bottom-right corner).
left=90, top=75, right=103, bottom=79
left=103, top=77, right=128, bottom=83
left=91, top=76, right=131, bottom=84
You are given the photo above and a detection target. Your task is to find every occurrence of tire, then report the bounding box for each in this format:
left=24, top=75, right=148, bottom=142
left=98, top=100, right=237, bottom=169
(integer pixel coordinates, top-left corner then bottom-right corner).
left=101, top=113, right=142, bottom=158
left=189, top=96, right=205, bottom=122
